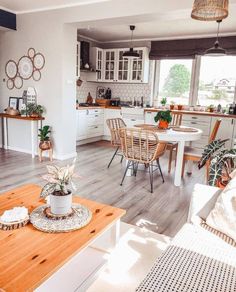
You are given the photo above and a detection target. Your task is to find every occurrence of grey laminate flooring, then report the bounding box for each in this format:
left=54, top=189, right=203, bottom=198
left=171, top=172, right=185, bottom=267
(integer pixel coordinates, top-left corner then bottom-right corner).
left=0, top=141, right=204, bottom=237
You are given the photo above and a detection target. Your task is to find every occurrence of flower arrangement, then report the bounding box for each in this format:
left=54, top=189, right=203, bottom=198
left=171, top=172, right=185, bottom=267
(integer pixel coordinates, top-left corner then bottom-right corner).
left=40, top=158, right=78, bottom=198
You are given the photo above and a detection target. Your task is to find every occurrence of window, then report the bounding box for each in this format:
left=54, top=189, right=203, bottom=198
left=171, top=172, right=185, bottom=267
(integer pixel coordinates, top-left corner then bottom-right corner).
left=197, top=56, right=236, bottom=107
left=158, top=59, right=193, bottom=105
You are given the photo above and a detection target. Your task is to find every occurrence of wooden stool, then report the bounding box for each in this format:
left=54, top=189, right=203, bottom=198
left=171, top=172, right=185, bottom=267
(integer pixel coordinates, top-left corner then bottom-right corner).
left=39, top=147, right=53, bottom=162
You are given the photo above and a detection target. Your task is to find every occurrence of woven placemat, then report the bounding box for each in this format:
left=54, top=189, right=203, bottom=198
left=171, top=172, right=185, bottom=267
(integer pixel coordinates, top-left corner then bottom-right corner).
left=172, top=127, right=198, bottom=133
left=30, top=204, right=92, bottom=233
left=135, top=124, right=167, bottom=132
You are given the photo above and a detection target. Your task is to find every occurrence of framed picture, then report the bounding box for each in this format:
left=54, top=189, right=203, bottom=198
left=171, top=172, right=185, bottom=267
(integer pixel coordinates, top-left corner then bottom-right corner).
left=17, top=97, right=25, bottom=110
left=9, top=97, right=18, bottom=109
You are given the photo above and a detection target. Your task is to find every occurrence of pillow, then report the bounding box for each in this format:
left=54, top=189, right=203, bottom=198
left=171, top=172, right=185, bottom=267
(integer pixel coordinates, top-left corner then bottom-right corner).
left=206, top=185, right=236, bottom=242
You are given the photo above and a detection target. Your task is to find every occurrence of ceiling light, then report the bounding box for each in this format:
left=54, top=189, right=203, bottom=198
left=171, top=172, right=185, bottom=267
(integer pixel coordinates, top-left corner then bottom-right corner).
left=191, top=0, right=229, bottom=21
left=205, top=20, right=226, bottom=56
left=123, top=25, right=140, bottom=59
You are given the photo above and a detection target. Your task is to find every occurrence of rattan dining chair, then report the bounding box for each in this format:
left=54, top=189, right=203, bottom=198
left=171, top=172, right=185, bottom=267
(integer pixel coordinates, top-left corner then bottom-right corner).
left=167, top=112, right=183, bottom=173
left=106, top=118, right=126, bottom=168
left=182, top=119, right=221, bottom=180
left=119, top=128, right=167, bottom=193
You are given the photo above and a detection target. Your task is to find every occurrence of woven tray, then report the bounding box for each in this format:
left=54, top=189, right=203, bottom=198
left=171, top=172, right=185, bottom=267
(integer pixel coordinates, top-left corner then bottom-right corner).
left=30, top=204, right=92, bottom=233
left=135, top=124, right=167, bottom=132
left=172, top=127, right=198, bottom=133
left=0, top=216, right=29, bottom=231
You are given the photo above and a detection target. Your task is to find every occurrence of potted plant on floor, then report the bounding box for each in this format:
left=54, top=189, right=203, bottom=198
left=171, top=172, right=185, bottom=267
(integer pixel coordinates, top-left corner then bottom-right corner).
left=38, top=125, right=52, bottom=151
left=27, top=103, right=45, bottom=118
left=40, top=158, right=79, bottom=215
left=154, top=110, right=172, bottom=129
left=198, top=139, right=236, bottom=188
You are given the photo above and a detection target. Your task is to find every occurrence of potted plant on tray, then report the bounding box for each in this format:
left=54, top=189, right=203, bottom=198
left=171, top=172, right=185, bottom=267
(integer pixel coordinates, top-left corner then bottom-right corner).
left=40, top=158, right=79, bottom=215
left=38, top=125, right=52, bottom=151
left=27, top=103, right=45, bottom=117
left=198, top=139, right=236, bottom=188
left=154, top=110, right=172, bottom=129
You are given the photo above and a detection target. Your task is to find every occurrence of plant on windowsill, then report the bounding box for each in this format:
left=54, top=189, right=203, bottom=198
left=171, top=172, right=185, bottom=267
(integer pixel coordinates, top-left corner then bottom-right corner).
left=160, top=97, right=167, bottom=108
left=27, top=103, right=45, bottom=118
left=38, top=125, right=52, bottom=151
left=198, top=139, right=236, bottom=188
left=170, top=101, right=175, bottom=110
left=40, top=158, right=79, bottom=215
left=208, top=104, right=215, bottom=113
left=177, top=104, right=183, bottom=110
left=154, top=110, right=172, bottom=129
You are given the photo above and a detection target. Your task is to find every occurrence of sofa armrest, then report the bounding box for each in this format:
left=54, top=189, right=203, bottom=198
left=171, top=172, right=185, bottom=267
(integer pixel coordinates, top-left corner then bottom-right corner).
left=187, top=183, right=221, bottom=224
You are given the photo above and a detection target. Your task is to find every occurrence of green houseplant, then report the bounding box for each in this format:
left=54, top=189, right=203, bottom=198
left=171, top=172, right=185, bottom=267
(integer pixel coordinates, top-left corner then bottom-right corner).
left=38, top=125, right=51, bottom=150
left=27, top=103, right=45, bottom=117
left=40, top=158, right=79, bottom=215
left=160, top=97, right=167, bottom=107
left=198, top=139, right=236, bottom=187
left=154, top=110, right=172, bottom=129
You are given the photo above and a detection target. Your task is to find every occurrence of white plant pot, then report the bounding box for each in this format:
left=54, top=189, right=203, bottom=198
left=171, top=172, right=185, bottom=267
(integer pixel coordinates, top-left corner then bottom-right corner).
left=50, top=192, right=72, bottom=215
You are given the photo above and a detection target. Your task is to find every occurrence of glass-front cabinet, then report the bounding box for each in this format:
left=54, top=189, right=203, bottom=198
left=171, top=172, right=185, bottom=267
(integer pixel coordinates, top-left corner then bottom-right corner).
left=86, top=46, right=149, bottom=83
left=117, top=49, right=130, bottom=82
left=104, top=50, right=116, bottom=82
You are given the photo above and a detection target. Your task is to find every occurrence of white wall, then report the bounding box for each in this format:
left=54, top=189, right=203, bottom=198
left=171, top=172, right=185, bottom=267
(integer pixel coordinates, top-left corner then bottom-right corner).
left=0, top=13, right=77, bottom=159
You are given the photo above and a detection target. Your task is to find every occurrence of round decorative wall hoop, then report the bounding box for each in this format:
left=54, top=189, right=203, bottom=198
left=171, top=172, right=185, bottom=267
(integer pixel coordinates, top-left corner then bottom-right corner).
left=18, top=56, right=34, bottom=80
left=28, top=48, right=36, bottom=59
left=7, top=79, right=14, bottom=90
left=14, top=76, right=23, bottom=89
left=33, top=53, right=45, bottom=70
left=5, top=60, right=18, bottom=79
left=32, top=70, right=41, bottom=81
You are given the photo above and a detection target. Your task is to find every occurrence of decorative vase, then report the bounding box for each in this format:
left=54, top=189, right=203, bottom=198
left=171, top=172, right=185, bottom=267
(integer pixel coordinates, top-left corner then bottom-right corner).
left=50, top=191, right=72, bottom=215
left=39, top=141, right=51, bottom=151
left=159, top=120, right=169, bottom=129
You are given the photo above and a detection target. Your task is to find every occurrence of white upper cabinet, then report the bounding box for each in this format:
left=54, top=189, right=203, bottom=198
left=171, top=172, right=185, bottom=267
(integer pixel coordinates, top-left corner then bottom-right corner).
left=104, top=49, right=117, bottom=82
left=88, top=47, right=149, bottom=83
left=130, top=48, right=149, bottom=83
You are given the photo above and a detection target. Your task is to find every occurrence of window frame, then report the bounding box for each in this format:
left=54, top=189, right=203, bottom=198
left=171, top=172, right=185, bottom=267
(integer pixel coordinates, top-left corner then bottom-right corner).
left=153, top=55, right=236, bottom=107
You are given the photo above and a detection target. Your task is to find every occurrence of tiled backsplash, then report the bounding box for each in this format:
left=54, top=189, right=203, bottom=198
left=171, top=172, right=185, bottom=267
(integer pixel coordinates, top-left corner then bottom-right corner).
left=77, top=65, right=153, bottom=104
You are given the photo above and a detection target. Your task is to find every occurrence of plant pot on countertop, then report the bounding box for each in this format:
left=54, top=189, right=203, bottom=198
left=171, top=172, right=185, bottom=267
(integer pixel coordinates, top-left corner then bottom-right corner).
left=39, top=140, right=52, bottom=151
left=170, top=105, right=175, bottom=110
left=177, top=105, right=183, bottom=110
left=50, top=191, right=72, bottom=215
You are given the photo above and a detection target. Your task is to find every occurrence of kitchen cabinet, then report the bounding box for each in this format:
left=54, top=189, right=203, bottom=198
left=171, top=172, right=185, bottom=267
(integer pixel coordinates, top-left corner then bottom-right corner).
left=130, top=48, right=149, bottom=83
left=122, top=108, right=145, bottom=127
left=210, top=117, right=234, bottom=149
left=87, top=47, right=104, bottom=82
left=103, top=109, right=122, bottom=139
left=104, top=49, right=117, bottom=82
left=76, top=109, right=104, bottom=142
left=145, top=111, right=156, bottom=125
left=88, top=47, right=149, bottom=83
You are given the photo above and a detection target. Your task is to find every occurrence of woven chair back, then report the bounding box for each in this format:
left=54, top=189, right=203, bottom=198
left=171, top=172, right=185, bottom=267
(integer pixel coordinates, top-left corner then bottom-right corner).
left=106, top=118, right=126, bottom=146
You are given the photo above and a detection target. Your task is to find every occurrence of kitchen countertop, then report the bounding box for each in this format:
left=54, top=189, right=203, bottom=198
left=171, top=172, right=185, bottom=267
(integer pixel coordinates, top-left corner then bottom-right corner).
left=76, top=106, right=236, bottom=118
left=144, top=108, right=236, bottom=118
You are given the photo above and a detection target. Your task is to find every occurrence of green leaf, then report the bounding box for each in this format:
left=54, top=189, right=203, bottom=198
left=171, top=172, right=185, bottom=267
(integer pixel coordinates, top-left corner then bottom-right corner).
left=40, top=183, right=56, bottom=198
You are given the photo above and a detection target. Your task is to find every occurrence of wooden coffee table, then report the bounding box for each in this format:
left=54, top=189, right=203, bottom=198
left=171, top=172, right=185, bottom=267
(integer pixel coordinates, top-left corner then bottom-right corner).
left=0, top=184, right=126, bottom=292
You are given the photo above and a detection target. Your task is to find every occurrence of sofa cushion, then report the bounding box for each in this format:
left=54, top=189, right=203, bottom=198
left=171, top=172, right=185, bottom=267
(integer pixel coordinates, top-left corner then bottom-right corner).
left=136, top=224, right=236, bottom=292
left=206, top=182, right=236, bottom=242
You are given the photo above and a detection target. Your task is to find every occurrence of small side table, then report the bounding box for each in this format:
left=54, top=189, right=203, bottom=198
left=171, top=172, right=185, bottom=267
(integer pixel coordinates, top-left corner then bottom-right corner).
left=39, top=147, right=53, bottom=162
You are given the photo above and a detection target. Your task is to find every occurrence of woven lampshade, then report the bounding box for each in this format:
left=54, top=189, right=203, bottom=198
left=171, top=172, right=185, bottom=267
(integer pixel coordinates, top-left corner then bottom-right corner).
left=191, top=0, right=229, bottom=21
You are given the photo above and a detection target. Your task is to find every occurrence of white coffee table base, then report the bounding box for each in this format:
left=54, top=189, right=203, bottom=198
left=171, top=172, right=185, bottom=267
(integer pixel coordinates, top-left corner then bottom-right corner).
left=35, top=220, right=120, bottom=292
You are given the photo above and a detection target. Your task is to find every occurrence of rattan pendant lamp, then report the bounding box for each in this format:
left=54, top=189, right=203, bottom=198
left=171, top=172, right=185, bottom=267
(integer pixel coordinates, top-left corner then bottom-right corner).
left=191, top=0, right=229, bottom=21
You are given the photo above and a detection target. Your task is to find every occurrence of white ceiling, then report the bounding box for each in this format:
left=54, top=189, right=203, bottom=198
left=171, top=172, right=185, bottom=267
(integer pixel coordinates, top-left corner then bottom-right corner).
left=77, top=1, right=236, bottom=42
left=0, top=0, right=109, bottom=14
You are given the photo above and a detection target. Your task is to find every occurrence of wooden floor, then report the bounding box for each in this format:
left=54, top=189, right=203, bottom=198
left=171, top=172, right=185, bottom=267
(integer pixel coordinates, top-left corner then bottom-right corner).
left=0, top=141, right=205, bottom=237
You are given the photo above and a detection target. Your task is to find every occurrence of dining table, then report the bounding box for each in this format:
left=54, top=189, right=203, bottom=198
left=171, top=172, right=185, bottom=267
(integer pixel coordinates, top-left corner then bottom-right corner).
left=134, top=125, right=203, bottom=187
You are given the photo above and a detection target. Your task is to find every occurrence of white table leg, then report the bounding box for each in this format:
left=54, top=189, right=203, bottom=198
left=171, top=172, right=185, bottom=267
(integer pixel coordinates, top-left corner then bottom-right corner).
left=3, top=117, right=8, bottom=150
left=174, top=140, right=185, bottom=186
left=31, top=121, right=38, bottom=158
